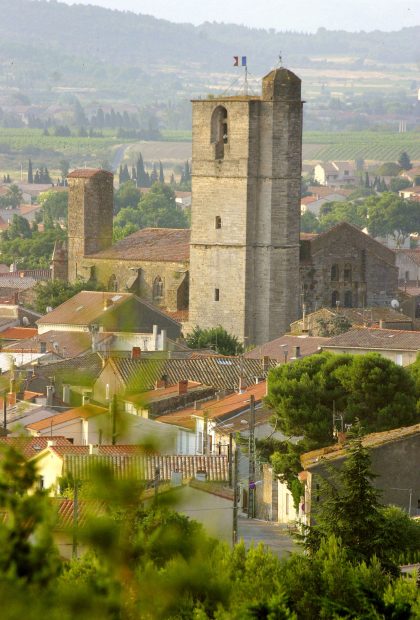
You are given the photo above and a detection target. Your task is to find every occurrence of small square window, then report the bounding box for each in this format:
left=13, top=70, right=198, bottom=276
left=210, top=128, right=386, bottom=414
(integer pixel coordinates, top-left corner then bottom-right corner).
left=214, top=288, right=220, bottom=301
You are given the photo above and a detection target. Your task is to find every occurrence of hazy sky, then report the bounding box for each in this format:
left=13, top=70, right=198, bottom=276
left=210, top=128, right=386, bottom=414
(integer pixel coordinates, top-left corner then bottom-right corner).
left=60, top=0, right=419, bottom=33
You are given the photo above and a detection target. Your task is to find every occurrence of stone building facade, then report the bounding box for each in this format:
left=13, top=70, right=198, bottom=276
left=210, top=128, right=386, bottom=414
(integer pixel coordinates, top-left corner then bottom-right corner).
left=300, top=223, right=398, bottom=312
left=189, top=68, right=303, bottom=345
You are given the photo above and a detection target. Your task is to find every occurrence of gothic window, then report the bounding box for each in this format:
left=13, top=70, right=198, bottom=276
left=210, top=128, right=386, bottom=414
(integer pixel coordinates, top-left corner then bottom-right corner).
left=211, top=106, right=228, bottom=159
left=215, top=216, right=222, bottom=229
left=153, top=276, right=164, bottom=300
left=344, top=290, right=353, bottom=308
left=331, top=290, right=339, bottom=307
left=344, top=264, right=352, bottom=283
left=331, top=264, right=339, bottom=282
left=108, top=274, right=118, bottom=292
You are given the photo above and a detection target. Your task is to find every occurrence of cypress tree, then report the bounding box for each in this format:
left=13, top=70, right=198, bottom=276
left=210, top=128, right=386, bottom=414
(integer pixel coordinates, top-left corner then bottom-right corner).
left=150, top=163, right=158, bottom=185
left=28, top=159, right=33, bottom=184
left=159, top=161, right=165, bottom=184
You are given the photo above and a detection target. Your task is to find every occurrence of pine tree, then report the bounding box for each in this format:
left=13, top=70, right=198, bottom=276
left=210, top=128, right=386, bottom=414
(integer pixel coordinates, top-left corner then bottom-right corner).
left=118, top=165, right=124, bottom=185
left=159, top=161, right=165, bottom=184
left=131, top=166, right=137, bottom=182
left=150, top=162, right=158, bottom=185
left=398, top=151, right=412, bottom=171
left=28, top=159, right=33, bottom=184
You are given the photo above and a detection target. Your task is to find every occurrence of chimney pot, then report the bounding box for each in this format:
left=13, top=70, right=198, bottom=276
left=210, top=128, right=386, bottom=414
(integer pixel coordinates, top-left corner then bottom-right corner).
left=178, top=379, right=188, bottom=395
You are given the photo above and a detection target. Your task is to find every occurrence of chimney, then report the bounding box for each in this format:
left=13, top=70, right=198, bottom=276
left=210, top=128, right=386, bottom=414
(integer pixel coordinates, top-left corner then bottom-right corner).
left=160, top=329, right=167, bottom=351
left=8, top=392, right=16, bottom=407
left=46, top=385, right=54, bottom=406
left=47, top=439, right=56, bottom=447
left=62, top=384, right=70, bottom=404
left=89, top=444, right=99, bottom=455
left=178, top=379, right=188, bottom=395
left=152, top=324, right=158, bottom=350
left=238, top=376, right=246, bottom=393
left=131, top=346, right=141, bottom=359
left=82, top=392, right=90, bottom=406
left=104, top=298, right=113, bottom=310
left=294, top=346, right=301, bottom=358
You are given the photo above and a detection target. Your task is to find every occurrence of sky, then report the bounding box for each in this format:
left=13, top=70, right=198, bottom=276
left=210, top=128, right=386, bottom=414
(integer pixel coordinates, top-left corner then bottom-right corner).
left=59, top=0, right=419, bottom=33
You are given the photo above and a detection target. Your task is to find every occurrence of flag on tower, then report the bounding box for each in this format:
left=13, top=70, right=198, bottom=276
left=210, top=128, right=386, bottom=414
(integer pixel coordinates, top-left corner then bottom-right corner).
left=233, top=56, right=247, bottom=67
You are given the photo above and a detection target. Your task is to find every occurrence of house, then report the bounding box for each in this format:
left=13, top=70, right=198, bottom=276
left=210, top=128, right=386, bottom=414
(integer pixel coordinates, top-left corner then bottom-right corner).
left=399, top=186, right=420, bottom=201
left=301, top=189, right=351, bottom=216
left=92, top=356, right=277, bottom=403
left=37, top=290, right=182, bottom=341
left=400, top=166, right=420, bottom=185
left=290, top=307, right=414, bottom=336
left=313, top=162, right=356, bottom=187
left=245, top=334, right=329, bottom=363
left=0, top=435, right=73, bottom=458
left=300, top=424, right=420, bottom=525
left=323, top=327, right=420, bottom=366
left=30, top=444, right=229, bottom=494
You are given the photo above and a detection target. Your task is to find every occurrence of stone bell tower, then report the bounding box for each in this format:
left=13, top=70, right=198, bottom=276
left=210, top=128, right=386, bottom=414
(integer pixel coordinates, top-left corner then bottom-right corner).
left=67, top=168, right=113, bottom=283
left=189, top=67, right=303, bottom=346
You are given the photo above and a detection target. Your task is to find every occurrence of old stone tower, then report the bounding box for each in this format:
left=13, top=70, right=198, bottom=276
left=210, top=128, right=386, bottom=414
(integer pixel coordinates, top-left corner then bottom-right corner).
left=67, top=169, right=114, bottom=282
left=189, top=68, right=303, bottom=346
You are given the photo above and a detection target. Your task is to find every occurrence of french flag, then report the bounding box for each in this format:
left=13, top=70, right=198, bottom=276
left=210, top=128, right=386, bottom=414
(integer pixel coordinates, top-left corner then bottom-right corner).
left=233, top=56, right=247, bottom=67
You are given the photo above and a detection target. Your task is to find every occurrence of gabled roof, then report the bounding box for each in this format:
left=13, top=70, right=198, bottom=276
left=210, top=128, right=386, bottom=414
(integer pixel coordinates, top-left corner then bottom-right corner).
left=37, top=291, right=180, bottom=332
left=0, top=436, right=72, bottom=459
left=62, top=454, right=228, bottom=481
left=245, top=334, right=329, bottom=361
left=325, top=327, right=420, bottom=351
left=106, top=356, right=277, bottom=392
left=26, top=404, right=107, bottom=432
left=87, top=227, right=190, bottom=262
left=0, top=327, right=37, bottom=340
left=302, top=423, right=420, bottom=469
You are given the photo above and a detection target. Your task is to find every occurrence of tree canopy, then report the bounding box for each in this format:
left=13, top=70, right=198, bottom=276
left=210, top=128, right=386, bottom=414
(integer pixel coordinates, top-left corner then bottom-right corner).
left=366, top=192, right=420, bottom=247
left=38, top=189, right=68, bottom=223
left=32, top=279, right=101, bottom=313
left=186, top=326, right=244, bottom=356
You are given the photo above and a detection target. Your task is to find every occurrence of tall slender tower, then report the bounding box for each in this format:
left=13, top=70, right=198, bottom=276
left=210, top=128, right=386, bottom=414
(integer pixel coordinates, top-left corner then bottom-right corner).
left=67, top=169, right=113, bottom=282
left=189, top=68, right=303, bottom=346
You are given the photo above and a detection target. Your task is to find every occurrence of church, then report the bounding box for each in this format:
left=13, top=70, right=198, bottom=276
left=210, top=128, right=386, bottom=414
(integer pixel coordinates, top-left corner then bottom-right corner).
left=54, top=67, right=398, bottom=346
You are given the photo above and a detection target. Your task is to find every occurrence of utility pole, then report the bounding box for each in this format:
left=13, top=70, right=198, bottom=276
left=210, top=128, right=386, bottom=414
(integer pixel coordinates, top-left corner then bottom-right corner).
left=72, top=480, right=79, bottom=559
left=232, top=448, right=239, bottom=546
left=228, top=433, right=233, bottom=487
left=248, top=394, right=256, bottom=519
left=110, top=394, right=117, bottom=445
left=203, top=410, right=208, bottom=455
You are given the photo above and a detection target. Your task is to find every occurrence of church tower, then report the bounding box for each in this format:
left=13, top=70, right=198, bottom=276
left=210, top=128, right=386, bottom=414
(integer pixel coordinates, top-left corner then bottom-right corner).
left=67, top=169, right=114, bottom=282
left=189, top=68, right=303, bottom=346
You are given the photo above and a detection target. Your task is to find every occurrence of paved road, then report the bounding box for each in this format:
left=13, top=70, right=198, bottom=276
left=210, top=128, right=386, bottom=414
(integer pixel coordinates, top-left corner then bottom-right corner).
left=238, top=516, right=298, bottom=558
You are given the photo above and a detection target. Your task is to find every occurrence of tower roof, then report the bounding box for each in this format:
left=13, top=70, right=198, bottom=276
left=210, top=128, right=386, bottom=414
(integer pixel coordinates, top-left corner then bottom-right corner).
left=262, top=67, right=301, bottom=101
left=67, top=168, right=113, bottom=179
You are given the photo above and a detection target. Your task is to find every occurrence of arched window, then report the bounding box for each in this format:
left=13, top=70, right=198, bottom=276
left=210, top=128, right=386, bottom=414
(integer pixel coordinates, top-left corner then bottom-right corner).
left=211, top=106, right=228, bottom=160
left=331, top=290, right=339, bottom=307
left=344, top=290, right=353, bottom=308
left=153, top=276, right=164, bottom=300
left=331, top=264, right=339, bottom=282
left=108, top=274, right=118, bottom=292
left=344, top=263, right=352, bottom=283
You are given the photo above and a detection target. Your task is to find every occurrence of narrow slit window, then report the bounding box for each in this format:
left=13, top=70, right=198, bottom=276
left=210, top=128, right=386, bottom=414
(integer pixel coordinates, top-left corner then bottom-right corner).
left=214, top=288, right=220, bottom=302
left=215, top=216, right=222, bottom=229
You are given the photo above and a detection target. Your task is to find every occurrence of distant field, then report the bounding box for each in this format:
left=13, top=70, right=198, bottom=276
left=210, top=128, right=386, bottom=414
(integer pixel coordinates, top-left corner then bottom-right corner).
left=303, top=131, right=420, bottom=162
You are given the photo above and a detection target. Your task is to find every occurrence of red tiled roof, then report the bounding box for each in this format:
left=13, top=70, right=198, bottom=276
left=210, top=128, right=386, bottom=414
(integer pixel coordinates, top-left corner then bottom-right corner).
left=88, top=227, right=190, bottom=262
left=67, top=169, right=113, bottom=179
left=27, top=404, right=107, bottom=431
left=0, top=327, right=37, bottom=340
left=0, top=436, right=72, bottom=459
left=325, top=327, right=420, bottom=351
left=245, top=334, right=328, bottom=361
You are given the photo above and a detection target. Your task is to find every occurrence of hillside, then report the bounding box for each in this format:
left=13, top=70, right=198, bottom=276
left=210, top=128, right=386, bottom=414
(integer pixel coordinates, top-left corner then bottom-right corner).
left=0, top=0, right=418, bottom=105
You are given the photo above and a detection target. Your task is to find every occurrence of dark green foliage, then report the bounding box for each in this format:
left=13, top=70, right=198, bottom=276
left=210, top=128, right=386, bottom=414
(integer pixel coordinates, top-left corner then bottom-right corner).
left=186, top=325, right=244, bottom=355
left=389, top=176, right=411, bottom=192
left=314, top=314, right=352, bottom=336
left=33, top=279, right=102, bottom=313
left=113, top=180, right=141, bottom=214
left=318, top=200, right=367, bottom=231
left=376, top=162, right=403, bottom=176
left=366, top=192, right=420, bottom=247
left=0, top=226, right=66, bottom=269
left=300, top=210, right=320, bottom=233
left=0, top=184, right=22, bottom=208
left=38, top=189, right=68, bottom=222
left=398, top=151, right=412, bottom=171
left=266, top=352, right=418, bottom=447
left=27, top=158, right=33, bottom=183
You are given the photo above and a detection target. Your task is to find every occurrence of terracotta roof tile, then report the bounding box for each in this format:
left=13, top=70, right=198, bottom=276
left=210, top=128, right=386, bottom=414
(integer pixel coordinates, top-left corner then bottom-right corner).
left=325, top=327, right=420, bottom=351
left=26, top=404, right=107, bottom=431
left=88, top=227, right=190, bottom=262
left=0, top=327, right=37, bottom=340
left=245, top=334, right=328, bottom=362
left=0, top=436, right=72, bottom=459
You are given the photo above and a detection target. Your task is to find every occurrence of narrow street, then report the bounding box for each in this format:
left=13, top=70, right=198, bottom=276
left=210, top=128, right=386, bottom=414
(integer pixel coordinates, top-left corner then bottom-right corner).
left=238, top=516, right=298, bottom=558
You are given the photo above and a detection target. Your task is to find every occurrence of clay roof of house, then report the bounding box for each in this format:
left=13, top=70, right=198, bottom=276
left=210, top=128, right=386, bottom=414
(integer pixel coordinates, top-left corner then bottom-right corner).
left=53, top=498, right=105, bottom=530
left=155, top=381, right=268, bottom=429
left=46, top=444, right=146, bottom=458
left=62, top=454, right=228, bottom=481
left=245, top=334, right=329, bottom=361
left=307, top=186, right=353, bottom=198
left=108, top=356, right=277, bottom=392
left=88, top=227, right=191, bottom=262
left=300, top=232, right=318, bottom=240
left=126, top=381, right=205, bottom=405
left=4, top=330, right=112, bottom=358
left=289, top=307, right=412, bottom=329
left=401, top=166, right=420, bottom=179
left=301, top=196, right=318, bottom=205
left=26, top=404, right=107, bottom=432
left=0, top=327, right=37, bottom=340
left=301, top=423, right=420, bottom=469
left=67, top=168, right=113, bottom=179
left=324, top=327, right=420, bottom=351
left=0, top=436, right=72, bottom=459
